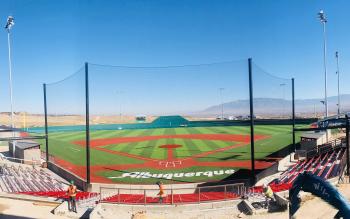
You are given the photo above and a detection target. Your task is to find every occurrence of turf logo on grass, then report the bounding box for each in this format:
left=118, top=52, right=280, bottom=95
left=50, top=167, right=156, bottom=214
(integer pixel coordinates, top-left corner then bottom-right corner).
left=52, top=129, right=277, bottom=183
left=109, top=169, right=235, bottom=180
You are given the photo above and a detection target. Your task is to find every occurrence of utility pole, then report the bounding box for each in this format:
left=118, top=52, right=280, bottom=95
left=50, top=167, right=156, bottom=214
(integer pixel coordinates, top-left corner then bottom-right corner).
left=318, top=10, right=328, bottom=118
left=5, top=16, right=15, bottom=132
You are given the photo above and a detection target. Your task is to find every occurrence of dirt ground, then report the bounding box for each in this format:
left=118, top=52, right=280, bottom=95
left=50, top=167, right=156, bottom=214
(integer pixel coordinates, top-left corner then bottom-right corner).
left=0, top=113, right=224, bottom=128
left=293, top=183, right=350, bottom=219
left=2, top=184, right=350, bottom=218
left=245, top=183, right=350, bottom=219
left=0, top=197, right=68, bottom=219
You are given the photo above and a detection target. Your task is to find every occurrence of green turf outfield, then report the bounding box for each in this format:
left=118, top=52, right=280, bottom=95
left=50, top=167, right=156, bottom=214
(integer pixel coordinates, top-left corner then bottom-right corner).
left=38, top=124, right=299, bottom=183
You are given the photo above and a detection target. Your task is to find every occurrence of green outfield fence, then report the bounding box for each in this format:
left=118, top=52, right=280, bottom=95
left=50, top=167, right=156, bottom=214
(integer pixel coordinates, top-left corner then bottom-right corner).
left=41, top=58, right=298, bottom=187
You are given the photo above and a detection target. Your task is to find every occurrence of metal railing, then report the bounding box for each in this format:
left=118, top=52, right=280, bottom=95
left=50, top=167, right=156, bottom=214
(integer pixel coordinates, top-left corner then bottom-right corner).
left=338, top=152, right=348, bottom=184
left=77, top=192, right=100, bottom=209
left=100, top=183, right=245, bottom=205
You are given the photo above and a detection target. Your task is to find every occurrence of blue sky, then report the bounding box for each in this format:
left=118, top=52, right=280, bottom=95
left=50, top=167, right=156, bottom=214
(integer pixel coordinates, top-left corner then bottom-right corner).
left=0, top=0, right=349, bottom=114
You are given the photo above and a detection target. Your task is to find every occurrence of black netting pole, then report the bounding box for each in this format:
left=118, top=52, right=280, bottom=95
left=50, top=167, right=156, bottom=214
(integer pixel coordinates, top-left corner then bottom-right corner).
left=85, top=62, right=91, bottom=185
left=248, top=58, right=255, bottom=184
left=43, top=83, right=49, bottom=163
left=292, top=78, right=296, bottom=154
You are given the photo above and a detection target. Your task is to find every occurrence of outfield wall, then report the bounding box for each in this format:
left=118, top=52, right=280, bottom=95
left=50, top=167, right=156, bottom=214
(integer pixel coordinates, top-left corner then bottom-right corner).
left=255, top=162, right=279, bottom=183
left=26, top=118, right=316, bottom=133
left=47, top=162, right=87, bottom=191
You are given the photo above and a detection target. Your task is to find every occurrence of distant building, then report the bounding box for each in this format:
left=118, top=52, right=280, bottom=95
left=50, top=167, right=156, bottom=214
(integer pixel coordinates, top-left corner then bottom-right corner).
left=135, top=115, right=146, bottom=122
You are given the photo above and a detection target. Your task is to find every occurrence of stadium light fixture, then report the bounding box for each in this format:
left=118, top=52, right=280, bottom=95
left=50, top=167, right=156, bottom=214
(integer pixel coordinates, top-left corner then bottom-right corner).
left=5, top=16, right=15, bottom=132
left=318, top=10, right=328, bottom=118
left=336, top=51, right=340, bottom=116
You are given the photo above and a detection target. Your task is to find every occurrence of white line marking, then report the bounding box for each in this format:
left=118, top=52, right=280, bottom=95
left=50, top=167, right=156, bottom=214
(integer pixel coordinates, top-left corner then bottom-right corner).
left=70, top=148, right=81, bottom=152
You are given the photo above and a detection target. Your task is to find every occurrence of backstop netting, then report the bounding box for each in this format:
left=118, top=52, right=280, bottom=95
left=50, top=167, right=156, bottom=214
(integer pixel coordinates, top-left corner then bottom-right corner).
left=45, top=67, right=87, bottom=180
left=252, top=63, right=293, bottom=120
left=252, top=62, right=293, bottom=162
left=88, top=61, right=251, bottom=184
left=35, top=59, right=298, bottom=185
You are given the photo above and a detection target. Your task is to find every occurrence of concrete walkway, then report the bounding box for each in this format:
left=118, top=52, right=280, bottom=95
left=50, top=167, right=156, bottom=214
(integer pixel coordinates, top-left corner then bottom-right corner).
left=1, top=184, right=349, bottom=218
left=0, top=197, right=68, bottom=219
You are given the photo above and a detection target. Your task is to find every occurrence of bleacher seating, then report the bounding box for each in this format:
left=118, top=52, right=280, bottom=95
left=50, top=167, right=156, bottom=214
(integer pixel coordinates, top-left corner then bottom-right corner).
left=0, top=164, right=63, bottom=193
left=0, top=138, right=346, bottom=206
left=0, top=159, right=100, bottom=209
left=273, top=147, right=346, bottom=187
left=99, top=146, right=347, bottom=204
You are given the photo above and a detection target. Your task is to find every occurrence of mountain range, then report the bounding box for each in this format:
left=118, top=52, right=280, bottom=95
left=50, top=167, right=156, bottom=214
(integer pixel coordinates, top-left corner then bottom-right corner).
left=201, top=94, right=350, bottom=116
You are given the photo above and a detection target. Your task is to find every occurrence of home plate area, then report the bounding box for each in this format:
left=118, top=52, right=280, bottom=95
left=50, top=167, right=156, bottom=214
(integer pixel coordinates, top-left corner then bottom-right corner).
left=159, top=160, right=182, bottom=168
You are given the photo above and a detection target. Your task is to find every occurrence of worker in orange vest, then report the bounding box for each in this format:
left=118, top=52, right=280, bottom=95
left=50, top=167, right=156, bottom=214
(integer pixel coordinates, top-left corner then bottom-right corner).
left=67, top=180, right=77, bottom=212
left=263, top=184, right=274, bottom=209
left=156, top=181, right=165, bottom=203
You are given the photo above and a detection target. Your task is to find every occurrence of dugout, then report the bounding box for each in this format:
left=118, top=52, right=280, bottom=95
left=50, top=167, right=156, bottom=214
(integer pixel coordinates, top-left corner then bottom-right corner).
left=9, top=140, right=41, bottom=164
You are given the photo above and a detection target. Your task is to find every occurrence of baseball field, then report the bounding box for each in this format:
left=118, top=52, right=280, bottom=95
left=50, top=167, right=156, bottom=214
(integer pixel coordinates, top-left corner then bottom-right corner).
left=34, top=117, right=297, bottom=184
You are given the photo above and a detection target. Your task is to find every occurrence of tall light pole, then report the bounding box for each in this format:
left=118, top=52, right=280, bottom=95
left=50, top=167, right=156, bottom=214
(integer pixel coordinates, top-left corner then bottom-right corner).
left=318, top=10, right=328, bottom=118
left=219, top=88, right=225, bottom=120
left=336, top=51, right=340, bottom=116
left=5, top=16, right=15, bottom=131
